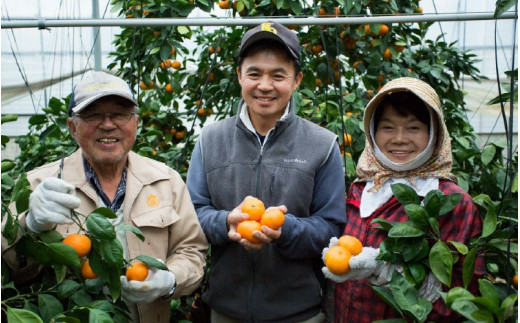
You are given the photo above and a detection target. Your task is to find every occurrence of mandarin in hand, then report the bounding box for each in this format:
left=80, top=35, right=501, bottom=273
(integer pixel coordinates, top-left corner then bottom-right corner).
left=338, top=235, right=363, bottom=256
left=126, top=261, right=149, bottom=281
left=325, top=245, right=352, bottom=274
left=237, top=220, right=262, bottom=243
left=241, top=197, right=265, bottom=221
left=260, top=208, right=285, bottom=230
left=63, top=233, right=92, bottom=257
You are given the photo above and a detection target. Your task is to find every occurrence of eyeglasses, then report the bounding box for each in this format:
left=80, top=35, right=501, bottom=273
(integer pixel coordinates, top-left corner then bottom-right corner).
left=74, top=112, right=137, bottom=126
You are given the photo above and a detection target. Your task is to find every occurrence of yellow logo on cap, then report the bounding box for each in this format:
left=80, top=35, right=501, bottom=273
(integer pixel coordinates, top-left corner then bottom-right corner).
left=261, top=22, right=277, bottom=34
left=146, top=194, right=159, bottom=208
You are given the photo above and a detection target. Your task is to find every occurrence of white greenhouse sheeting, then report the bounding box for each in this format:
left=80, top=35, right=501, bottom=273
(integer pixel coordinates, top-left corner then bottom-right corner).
left=1, top=0, right=517, bottom=140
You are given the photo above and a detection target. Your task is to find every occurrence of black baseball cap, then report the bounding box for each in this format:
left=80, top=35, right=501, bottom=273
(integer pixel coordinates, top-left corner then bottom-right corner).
left=239, top=21, right=301, bottom=61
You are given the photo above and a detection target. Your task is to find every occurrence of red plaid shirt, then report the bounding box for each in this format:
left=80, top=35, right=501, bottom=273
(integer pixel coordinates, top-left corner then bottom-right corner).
left=335, top=180, right=485, bottom=323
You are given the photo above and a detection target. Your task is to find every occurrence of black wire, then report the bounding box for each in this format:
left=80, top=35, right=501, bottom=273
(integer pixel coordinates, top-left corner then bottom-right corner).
left=2, top=5, right=38, bottom=114
left=493, top=1, right=517, bottom=294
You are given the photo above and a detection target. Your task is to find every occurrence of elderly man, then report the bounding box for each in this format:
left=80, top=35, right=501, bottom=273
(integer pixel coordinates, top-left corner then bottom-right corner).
left=3, top=71, right=208, bottom=322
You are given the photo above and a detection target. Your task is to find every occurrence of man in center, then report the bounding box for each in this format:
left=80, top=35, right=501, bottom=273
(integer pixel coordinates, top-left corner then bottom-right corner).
left=187, top=22, right=346, bottom=322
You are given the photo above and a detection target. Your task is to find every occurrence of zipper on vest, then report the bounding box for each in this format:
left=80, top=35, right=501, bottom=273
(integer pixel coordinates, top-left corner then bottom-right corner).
left=255, top=152, right=263, bottom=197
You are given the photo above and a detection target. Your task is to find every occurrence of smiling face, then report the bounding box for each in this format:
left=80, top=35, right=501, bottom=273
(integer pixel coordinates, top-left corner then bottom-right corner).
left=374, top=104, right=430, bottom=164
left=67, top=95, right=138, bottom=171
left=237, top=42, right=302, bottom=131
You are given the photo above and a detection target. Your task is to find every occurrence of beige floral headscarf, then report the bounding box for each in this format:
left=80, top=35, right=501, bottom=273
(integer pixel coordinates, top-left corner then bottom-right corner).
left=356, top=77, right=457, bottom=192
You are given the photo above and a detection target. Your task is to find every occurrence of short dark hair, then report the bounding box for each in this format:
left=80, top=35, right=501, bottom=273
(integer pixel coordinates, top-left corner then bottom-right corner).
left=237, top=39, right=301, bottom=76
left=374, top=92, right=430, bottom=130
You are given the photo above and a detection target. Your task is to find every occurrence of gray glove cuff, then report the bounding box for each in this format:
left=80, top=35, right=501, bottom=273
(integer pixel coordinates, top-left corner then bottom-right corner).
left=161, top=272, right=176, bottom=300
left=26, top=211, right=54, bottom=233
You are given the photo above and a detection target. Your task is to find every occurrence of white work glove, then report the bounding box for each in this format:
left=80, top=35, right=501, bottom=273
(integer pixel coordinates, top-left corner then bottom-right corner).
left=26, top=177, right=81, bottom=233
left=120, top=264, right=176, bottom=303
left=418, top=272, right=442, bottom=302
left=322, top=237, right=398, bottom=285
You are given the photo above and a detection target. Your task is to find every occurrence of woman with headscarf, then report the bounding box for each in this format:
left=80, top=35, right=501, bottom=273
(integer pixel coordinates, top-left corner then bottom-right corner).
left=323, top=77, right=484, bottom=322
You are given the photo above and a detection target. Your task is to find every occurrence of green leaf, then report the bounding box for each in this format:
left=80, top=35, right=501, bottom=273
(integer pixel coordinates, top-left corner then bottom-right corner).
left=429, top=240, right=453, bottom=286
left=1, top=114, right=18, bottom=124
left=401, top=237, right=429, bottom=262
left=177, top=26, right=190, bottom=35
left=88, top=300, right=115, bottom=313
left=481, top=208, right=497, bottom=237
left=20, top=236, right=53, bottom=266
left=478, top=279, right=500, bottom=308
left=149, top=46, right=160, bottom=55
left=443, top=287, right=474, bottom=307
left=136, top=255, right=168, bottom=270
left=449, top=241, right=468, bottom=255
left=90, top=207, right=117, bottom=219
left=71, top=290, right=93, bottom=306
left=39, top=230, right=64, bottom=243
left=450, top=300, right=479, bottom=321
left=471, top=297, right=499, bottom=315
left=480, top=144, right=496, bottom=165
left=98, top=239, right=124, bottom=269
left=388, top=223, right=424, bottom=238
left=389, top=271, right=429, bottom=322
left=370, top=218, right=395, bottom=231
left=117, top=225, right=145, bottom=242
left=438, top=193, right=462, bottom=216
left=428, top=217, right=440, bottom=237
left=12, top=173, right=31, bottom=214
left=46, top=243, right=81, bottom=268
left=494, top=0, right=517, bottom=17
left=499, top=293, right=518, bottom=320
left=57, top=279, right=81, bottom=299
left=38, top=294, right=64, bottom=322
left=423, top=190, right=441, bottom=218
left=2, top=211, right=18, bottom=244
left=390, top=183, right=420, bottom=205
left=463, top=247, right=477, bottom=288
left=408, top=263, right=427, bottom=287
left=86, top=213, right=116, bottom=240
left=28, top=114, right=47, bottom=125
left=88, top=308, right=113, bottom=323
left=404, top=204, right=429, bottom=229
left=6, top=307, right=43, bottom=323
left=1, top=160, right=16, bottom=172
left=370, top=285, right=404, bottom=317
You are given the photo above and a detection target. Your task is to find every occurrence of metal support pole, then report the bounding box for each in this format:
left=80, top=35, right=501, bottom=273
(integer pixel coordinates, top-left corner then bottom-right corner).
left=92, top=0, right=102, bottom=71
left=2, top=12, right=517, bottom=29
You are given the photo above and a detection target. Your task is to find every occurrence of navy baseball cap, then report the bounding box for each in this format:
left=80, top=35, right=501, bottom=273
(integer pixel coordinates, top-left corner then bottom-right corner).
left=239, top=21, right=301, bottom=61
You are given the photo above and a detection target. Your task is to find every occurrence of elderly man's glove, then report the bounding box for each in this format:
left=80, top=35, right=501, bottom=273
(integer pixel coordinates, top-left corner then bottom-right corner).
left=120, top=265, right=176, bottom=303
left=322, top=237, right=398, bottom=285
left=26, top=177, right=81, bottom=233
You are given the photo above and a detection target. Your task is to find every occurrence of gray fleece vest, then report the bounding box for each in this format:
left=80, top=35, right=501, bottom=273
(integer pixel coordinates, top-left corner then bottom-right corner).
left=200, top=106, right=337, bottom=217
left=198, top=102, right=338, bottom=321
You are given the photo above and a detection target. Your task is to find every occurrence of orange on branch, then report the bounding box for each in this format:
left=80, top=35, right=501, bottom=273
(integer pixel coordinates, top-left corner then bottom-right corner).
left=165, top=83, right=174, bottom=93
left=81, top=259, right=98, bottom=279
left=63, top=233, right=91, bottom=257
left=218, top=0, right=230, bottom=9
left=171, top=60, right=181, bottom=69
left=379, top=24, right=389, bottom=36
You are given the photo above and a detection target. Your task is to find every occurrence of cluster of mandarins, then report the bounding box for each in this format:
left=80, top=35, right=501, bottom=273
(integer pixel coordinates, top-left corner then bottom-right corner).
left=237, top=198, right=285, bottom=243
left=63, top=233, right=148, bottom=282
left=324, top=235, right=363, bottom=275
